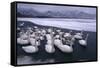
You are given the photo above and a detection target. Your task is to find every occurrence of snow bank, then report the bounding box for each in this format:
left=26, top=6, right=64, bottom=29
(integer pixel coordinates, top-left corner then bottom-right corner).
left=17, top=18, right=96, bottom=32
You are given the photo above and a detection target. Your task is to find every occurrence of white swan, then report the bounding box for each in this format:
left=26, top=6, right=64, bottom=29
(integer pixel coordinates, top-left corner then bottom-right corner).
left=79, top=40, right=87, bottom=45
left=20, top=22, right=24, bottom=26
left=30, top=33, right=35, bottom=38
left=36, top=40, right=40, bottom=46
left=29, top=38, right=36, bottom=46
left=45, top=33, right=55, bottom=53
left=54, top=37, right=73, bottom=53
left=54, top=39, right=62, bottom=46
left=47, top=28, right=52, bottom=33
left=59, top=32, right=63, bottom=35
left=59, top=45, right=73, bottom=53
left=34, top=26, right=38, bottom=29
left=74, top=31, right=83, bottom=39
left=63, top=31, right=72, bottom=38
left=79, top=34, right=89, bottom=46
left=45, top=44, right=55, bottom=53
left=20, top=33, right=28, bottom=39
left=27, top=27, right=33, bottom=33
left=41, top=29, right=46, bottom=36
left=56, top=29, right=61, bottom=33
left=22, top=33, right=39, bottom=53
left=74, top=35, right=82, bottom=39
left=47, top=40, right=52, bottom=45
left=37, top=30, right=41, bottom=34
left=17, top=27, right=20, bottom=31
left=42, top=29, right=46, bottom=33
left=46, top=34, right=52, bottom=40
left=22, top=45, right=38, bottom=53
left=17, top=38, right=29, bottom=45
left=17, top=33, right=29, bottom=45
left=52, top=32, right=55, bottom=35
left=40, top=36, right=44, bottom=40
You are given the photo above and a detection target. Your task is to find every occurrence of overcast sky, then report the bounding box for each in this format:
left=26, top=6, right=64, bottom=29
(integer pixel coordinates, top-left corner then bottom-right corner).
left=17, top=3, right=96, bottom=14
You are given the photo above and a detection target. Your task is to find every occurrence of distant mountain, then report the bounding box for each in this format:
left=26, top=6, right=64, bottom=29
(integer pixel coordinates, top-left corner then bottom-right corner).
left=17, top=7, right=96, bottom=19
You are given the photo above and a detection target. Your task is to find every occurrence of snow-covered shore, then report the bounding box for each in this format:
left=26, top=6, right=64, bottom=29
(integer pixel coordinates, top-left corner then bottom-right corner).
left=17, top=18, right=96, bottom=32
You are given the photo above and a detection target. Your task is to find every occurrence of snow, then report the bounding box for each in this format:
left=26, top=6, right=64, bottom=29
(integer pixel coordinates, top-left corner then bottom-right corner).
left=17, top=18, right=96, bottom=32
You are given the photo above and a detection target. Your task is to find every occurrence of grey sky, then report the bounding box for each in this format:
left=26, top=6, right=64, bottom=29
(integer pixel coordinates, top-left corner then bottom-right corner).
left=17, top=3, right=96, bottom=14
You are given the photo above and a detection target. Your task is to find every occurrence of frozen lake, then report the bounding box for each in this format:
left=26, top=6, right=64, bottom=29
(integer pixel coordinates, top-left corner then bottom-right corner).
left=17, top=18, right=96, bottom=32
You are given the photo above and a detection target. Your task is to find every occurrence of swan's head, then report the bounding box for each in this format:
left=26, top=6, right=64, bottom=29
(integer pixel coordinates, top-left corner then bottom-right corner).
left=47, top=28, right=52, bottom=33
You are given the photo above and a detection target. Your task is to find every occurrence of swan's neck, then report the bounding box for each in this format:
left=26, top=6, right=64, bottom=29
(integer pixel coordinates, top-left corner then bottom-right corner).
left=69, top=30, right=72, bottom=34
left=85, top=34, right=89, bottom=41
left=80, top=30, right=84, bottom=35
left=70, top=36, right=75, bottom=47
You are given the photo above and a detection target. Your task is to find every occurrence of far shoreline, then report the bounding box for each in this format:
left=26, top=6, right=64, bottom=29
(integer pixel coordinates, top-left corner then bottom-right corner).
left=17, top=17, right=96, bottom=20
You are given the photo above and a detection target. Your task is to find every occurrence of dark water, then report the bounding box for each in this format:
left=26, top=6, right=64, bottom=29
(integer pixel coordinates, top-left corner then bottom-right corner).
left=17, top=21, right=97, bottom=65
